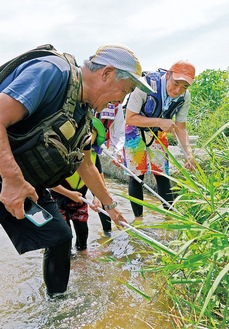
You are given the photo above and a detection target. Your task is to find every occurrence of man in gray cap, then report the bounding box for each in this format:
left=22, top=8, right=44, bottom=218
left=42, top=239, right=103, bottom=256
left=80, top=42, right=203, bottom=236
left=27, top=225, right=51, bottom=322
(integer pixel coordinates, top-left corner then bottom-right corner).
left=0, top=43, right=152, bottom=297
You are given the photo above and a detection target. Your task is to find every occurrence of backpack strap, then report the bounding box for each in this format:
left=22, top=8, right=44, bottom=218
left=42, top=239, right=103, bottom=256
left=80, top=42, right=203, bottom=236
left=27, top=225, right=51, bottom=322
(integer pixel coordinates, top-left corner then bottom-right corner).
left=0, top=44, right=64, bottom=83
left=140, top=70, right=165, bottom=118
left=61, top=52, right=82, bottom=118
left=162, top=97, right=185, bottom=119
left=0, top=44, right=81, bottom=119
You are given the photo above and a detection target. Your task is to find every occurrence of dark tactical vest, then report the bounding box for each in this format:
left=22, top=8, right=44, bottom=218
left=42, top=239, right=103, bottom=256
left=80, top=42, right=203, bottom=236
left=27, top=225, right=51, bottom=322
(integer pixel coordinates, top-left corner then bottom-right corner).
left=0, top=44, right=92, bottom=188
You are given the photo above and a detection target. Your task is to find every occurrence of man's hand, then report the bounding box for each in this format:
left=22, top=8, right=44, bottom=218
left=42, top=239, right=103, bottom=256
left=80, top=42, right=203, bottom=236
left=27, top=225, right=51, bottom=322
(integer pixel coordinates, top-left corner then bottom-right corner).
left=0, top=176, right=38, bottom=219
left=157, top=118, right=177, bottom=133
left=0, top=95, right=33, bottom=219
left=91, top=196, right=102, bottom=212
left=66, top=190, right=83, bottom=203
left=184, top=157, right=196, bottom=171
left=112, top=154, right=124, bottom=167
left=106, top=207, right=127, bottom=229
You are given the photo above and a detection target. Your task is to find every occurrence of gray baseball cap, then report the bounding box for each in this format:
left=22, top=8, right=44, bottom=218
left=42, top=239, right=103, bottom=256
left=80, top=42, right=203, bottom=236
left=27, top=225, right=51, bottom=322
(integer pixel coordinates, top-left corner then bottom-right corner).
left=89, top=43, right=154, bottom=94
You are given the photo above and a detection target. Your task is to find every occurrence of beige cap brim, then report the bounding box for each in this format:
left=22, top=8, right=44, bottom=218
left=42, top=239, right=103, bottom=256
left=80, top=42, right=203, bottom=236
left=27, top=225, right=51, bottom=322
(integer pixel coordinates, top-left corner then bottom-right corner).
left=129, top=73, right=156, bottom=93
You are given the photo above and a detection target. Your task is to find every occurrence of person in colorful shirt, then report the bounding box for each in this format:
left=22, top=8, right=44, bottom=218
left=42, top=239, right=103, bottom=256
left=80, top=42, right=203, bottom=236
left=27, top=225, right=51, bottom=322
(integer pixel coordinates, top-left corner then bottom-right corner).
left=124, top=60, right=196, bottom=223
left=51, top=118, right=107, bottom=254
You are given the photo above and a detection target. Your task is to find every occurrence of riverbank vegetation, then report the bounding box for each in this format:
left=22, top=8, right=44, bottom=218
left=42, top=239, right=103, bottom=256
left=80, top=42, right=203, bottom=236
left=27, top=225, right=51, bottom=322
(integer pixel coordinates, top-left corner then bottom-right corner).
left=167, top=68, right=229, bottom=147
left=114, top=69, right=229, bottom=328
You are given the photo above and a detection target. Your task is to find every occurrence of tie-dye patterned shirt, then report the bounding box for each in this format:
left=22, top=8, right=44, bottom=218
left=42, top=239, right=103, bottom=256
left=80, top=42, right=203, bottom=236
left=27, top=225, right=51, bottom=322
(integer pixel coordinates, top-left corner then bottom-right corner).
left=124, top=75, right=190, bottom=176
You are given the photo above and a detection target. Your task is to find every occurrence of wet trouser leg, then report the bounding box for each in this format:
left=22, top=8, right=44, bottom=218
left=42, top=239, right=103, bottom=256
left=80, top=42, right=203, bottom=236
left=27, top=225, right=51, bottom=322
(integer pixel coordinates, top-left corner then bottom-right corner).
left=128, top=174, right=174, bottom=217
left=98, top=209, right=112, bottom=232
left=128, top=175, right=144, bottom=218
left=72, top=220, right=88, bottom=250
left=154, top=175, right=174, bottom=209
left=43, top=238, right=71, bottom=295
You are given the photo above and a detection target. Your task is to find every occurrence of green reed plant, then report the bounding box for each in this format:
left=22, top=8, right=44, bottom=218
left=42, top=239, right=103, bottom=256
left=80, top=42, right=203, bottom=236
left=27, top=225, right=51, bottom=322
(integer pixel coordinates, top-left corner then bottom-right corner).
left=117, top=124, right=229, bottom=328
left=188, top=69, right=229, bottom=138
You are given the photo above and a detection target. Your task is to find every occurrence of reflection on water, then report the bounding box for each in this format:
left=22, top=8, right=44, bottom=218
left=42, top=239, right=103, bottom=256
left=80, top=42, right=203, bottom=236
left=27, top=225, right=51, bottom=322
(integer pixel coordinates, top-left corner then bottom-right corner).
left=0, top=178, right=174, bottom=329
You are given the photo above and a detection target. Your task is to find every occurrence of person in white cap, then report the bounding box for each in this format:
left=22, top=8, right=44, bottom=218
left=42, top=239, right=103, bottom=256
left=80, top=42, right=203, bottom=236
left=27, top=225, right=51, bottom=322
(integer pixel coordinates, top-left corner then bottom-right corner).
left=0, top=43, right=153, bottom=297
left=124, top=60, right=196, bottom=223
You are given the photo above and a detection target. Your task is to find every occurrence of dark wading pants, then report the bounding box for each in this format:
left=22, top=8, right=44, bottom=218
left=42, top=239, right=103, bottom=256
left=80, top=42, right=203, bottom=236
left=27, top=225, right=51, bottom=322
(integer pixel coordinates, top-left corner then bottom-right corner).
left=43, top=239, right=72, bottom=294
left=0, top=189, right=72, bottom=295
left=128, top=174, right=174, bottom=217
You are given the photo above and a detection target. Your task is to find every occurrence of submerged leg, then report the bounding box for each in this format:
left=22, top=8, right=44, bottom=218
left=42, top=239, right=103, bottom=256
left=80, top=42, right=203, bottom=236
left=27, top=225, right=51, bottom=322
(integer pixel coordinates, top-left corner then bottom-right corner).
left=154, top=175, right=174, bottom=209
left=43, top=239, right=71, bottom=295
left=128, top=175, right=144, bottom=220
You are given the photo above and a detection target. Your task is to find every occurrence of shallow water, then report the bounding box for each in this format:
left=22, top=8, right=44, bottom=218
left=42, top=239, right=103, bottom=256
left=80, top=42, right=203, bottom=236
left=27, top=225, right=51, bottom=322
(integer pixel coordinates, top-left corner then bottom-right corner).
left=0, top=178, right=174, bottom=329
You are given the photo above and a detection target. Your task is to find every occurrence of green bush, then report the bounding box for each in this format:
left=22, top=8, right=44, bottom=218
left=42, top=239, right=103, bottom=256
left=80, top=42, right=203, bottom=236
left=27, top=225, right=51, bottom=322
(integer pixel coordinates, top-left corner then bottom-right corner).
left=187, top=69, right=229, bottom=141
left=187, top=99, right=229, bottom=143
left=189, top=69, right=229, bottom=112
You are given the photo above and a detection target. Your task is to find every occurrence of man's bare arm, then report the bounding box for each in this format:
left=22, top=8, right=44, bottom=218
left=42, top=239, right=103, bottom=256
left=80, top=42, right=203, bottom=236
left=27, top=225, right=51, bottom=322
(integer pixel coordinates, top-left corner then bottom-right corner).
left=0, top=94, right=38, bottom=218
left=126, top=109, right=176, bottom=132
left=77, top=150, right=127, bottom=227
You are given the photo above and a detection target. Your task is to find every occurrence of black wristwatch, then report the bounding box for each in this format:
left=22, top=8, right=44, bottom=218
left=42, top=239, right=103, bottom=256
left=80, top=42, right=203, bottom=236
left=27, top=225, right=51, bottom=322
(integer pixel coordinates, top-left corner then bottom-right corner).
left=104, top=201, right=118, bottom=211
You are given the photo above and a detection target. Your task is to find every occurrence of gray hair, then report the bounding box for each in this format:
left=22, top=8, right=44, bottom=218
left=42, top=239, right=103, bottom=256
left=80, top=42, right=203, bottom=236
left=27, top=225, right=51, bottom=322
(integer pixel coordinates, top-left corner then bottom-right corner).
left=84, top=60, right=135, bottom=82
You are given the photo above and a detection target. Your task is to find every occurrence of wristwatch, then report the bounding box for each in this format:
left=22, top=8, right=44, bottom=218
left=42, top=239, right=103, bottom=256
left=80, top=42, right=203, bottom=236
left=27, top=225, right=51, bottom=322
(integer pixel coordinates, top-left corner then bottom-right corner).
left=103, top=201, right=118, bottom=211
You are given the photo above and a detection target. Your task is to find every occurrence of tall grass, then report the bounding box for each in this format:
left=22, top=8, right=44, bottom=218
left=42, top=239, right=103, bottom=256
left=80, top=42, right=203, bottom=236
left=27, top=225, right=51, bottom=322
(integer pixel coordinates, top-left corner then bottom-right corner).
left=117, top=124, right=229, bottom=328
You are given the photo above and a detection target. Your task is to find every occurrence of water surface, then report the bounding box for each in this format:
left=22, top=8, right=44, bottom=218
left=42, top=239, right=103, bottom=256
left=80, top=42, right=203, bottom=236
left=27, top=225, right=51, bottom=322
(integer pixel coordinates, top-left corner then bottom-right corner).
left=0, top=178, right=174, bottom=329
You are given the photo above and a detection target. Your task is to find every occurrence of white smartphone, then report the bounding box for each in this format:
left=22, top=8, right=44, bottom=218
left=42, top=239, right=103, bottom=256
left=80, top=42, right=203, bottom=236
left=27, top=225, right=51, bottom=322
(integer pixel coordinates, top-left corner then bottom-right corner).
left=24, top=199, right=53, bottom=227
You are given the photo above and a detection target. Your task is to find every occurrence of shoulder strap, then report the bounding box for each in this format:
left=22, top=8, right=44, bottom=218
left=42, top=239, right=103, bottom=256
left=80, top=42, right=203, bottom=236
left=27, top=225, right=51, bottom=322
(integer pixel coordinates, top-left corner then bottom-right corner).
left=140, top=71, right=164, bottom=118
left=0, top=44, right=64, bottom=83
left=144, top=70, right=166, bottom=95
left=61, top=52, right=81, bottom=117
left=162, top=97, right=185, bottom=119
left=0, top=44, right=81, bottom=118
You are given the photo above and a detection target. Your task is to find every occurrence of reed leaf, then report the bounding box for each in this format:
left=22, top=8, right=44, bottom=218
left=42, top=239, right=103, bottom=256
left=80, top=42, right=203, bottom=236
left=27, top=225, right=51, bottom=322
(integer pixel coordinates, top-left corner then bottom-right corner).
left=197, top=263, right=229, bottom=323
left=116, top=278, right=152, bottom=300
left=125, top=225, right=177, bottom=256
left=201, top=122, right=229, bottom=148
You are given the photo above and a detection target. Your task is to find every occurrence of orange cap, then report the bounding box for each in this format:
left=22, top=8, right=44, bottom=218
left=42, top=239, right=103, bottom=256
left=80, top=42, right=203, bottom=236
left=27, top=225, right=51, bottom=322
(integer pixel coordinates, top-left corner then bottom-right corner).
left=170, top=60, right=195, bottom=85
